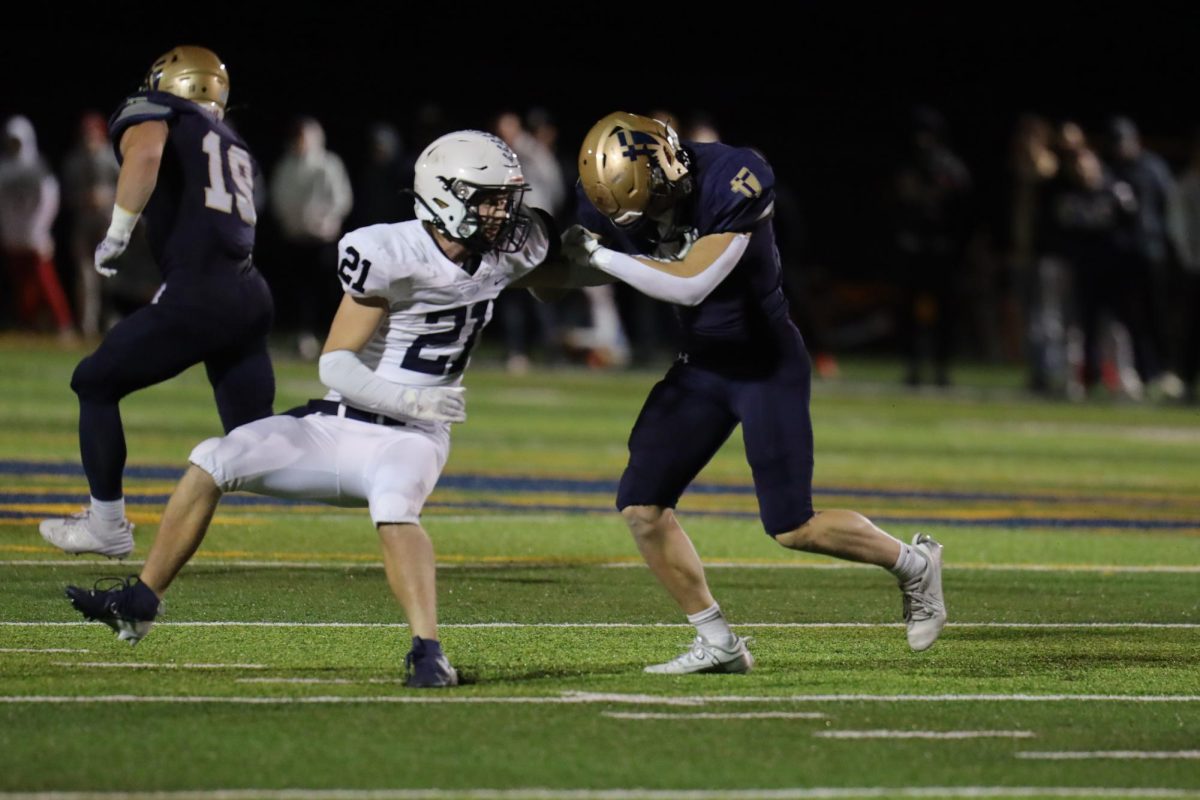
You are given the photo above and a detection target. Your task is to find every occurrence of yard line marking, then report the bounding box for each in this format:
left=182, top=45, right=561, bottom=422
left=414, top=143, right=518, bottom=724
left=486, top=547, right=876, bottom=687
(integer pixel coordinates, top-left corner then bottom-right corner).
left=814, top=730, right=1035, bottom=740
left=1, top=692, right=1198, bottom=706
left=603, top=711, right=828, bottom=720
left=565, top=692, right=1200, bottom=705
left=51, top=662, right=267, bottom=670
left=0, top=695, right=698, bottom=706
left=3, top=621, right=1198, bottom=630
left=0, top=648, right=89, bottom=654
left=1015, top=750, right=1200, bottom=760
left=2, top=785, right=1200, bottom=798
left=604, top=562, right=1200, bottom=574
left=4, top=558, right=1200, bottom=574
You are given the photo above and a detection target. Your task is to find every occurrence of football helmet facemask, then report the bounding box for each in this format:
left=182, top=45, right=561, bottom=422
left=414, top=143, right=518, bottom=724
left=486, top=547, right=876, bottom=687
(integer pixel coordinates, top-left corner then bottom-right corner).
left=578, top=111, right=692, bottom=227
left=413, top=130, right=531, bottom=254
left=142, top=46, right=230, bottom=119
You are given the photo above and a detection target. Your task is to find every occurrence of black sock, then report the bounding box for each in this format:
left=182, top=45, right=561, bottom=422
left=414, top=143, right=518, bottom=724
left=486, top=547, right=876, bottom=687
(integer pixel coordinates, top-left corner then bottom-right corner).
left=127, top=579, right=160, bottom=619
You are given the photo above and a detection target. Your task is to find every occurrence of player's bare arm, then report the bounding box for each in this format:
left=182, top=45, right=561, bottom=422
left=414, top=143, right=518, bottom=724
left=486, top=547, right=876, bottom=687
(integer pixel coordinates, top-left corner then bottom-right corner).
left=92, top=120, right=170, bottom=277
left=114, top=120, right=168, bottom=215
left=322, top=294, right=389, bottom=353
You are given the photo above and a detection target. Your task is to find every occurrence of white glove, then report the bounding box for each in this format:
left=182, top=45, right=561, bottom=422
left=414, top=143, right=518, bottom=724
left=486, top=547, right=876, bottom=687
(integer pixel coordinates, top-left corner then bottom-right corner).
left=397, top=385, right=467, bottom=424
left=93, top=234, right=129, bottom=277
left=95, top=205, right=139, bottom=277
left=561, top=224, right=604, bottom=268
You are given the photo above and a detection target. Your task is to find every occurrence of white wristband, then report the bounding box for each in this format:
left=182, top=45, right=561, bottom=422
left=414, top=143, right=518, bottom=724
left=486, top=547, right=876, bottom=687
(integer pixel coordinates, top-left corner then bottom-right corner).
left=106, top=205, right=139, bottom=241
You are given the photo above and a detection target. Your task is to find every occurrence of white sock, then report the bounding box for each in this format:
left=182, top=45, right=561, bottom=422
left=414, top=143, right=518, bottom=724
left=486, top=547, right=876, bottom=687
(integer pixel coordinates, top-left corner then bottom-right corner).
left=890, top=541, right=928, bottom=583
left=687, top=603, right=735, bottom=646
left=90, top=497, right=126, bottom=528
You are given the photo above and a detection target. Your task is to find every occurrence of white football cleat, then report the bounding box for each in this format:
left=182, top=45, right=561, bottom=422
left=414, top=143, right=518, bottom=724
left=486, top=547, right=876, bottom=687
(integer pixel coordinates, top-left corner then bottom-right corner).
left=900, top=532, right=946, bottom=651
left=39, top=509, right=135, bottom=559
left=644, top=634, right=755, bottom=675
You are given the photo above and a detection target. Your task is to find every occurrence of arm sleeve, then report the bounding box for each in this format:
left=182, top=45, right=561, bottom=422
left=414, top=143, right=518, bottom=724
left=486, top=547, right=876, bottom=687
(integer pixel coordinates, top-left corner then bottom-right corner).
left=319, top=350, right=406, bottom=415
left=319, top=350, right=464, bottom=422
left=590, top=233, right=750, bottom=306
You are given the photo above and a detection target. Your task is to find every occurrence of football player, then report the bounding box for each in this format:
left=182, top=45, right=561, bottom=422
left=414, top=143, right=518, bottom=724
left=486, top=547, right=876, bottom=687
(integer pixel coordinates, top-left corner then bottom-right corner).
left=64, top=130, right=555, bottom=688
left=562, top=112, right=947, bottom=673
left=40, top=47, right=276, bottom=559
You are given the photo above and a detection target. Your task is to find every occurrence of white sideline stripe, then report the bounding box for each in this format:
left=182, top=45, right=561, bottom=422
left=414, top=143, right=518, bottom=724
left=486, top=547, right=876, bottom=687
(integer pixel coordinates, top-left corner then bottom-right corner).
left=6, top=559, right=1200, bottom=574
left=0, top=648, right=89, bottom=653
left=1, top=692, right=1198, bottom=706
left=608, top=562, right=1200, bottom=573
left=602, top=712, right=828, bottom=720
left=52, top=662, right=266, bottom=670
left=0, top=695, right=706, bottom=706
left=2, top=786, right=1200, bottom=799
left=4, top=621, right=1199, bottom=630
left=1016, top=750, right=1200, bottom=760
left=814, top=730, right=1035, bottom=740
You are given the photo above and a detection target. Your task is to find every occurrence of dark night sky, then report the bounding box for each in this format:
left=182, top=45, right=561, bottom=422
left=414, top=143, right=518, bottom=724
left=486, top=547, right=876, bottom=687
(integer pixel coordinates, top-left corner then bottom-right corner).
left=5, top=3, right=1198, bottom=271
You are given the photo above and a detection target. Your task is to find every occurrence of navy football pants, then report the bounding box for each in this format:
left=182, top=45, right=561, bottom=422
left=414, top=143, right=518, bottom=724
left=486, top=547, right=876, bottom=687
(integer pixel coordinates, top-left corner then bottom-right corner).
left=616, top=353, right=816, bottom=535
left=70, top=278, right=274, bottom=500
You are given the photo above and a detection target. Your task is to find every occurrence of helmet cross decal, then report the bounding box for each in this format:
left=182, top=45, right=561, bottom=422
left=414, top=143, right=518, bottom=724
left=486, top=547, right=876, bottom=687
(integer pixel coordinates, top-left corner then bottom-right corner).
left=616, top=129, right=660, bottom=161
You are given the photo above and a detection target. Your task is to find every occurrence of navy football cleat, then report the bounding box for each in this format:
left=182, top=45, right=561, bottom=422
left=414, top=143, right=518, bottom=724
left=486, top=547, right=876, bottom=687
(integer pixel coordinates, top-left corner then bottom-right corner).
left=65, top=576, right=161, bottom=646
left=404, top=636, right=459, bottom=688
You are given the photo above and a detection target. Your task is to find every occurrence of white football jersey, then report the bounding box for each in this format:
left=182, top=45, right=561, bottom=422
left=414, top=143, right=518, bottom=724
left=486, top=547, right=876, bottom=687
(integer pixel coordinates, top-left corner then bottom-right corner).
left=323, top=213, right=550, bottom=399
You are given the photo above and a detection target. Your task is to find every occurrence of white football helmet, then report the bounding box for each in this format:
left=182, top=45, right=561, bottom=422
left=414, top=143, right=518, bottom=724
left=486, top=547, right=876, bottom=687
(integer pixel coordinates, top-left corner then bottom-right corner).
left=413, top=130, right=531, bottom=253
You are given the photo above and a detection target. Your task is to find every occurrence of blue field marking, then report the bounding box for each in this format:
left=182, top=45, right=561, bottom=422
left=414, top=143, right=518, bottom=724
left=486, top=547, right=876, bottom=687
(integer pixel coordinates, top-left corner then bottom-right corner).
left=2, top=495, right=1198, bottom=529
left=0, top=460, right=1184, bottom=505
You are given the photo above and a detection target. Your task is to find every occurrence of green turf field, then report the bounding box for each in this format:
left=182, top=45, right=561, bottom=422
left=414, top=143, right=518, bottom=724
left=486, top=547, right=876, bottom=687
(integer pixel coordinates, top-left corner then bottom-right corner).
left=1, top=337, right=1198, bottom=800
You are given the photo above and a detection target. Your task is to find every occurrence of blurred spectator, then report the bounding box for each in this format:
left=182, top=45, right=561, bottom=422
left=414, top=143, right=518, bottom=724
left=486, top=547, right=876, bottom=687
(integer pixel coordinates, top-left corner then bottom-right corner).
left=494, top=111, right=565, bottom=218
left=1006, top=114, right=1061, bottom=392
left=1044, top=146, right=1154, bottom=397
left=649, top=109, right=681, bottom=132
left=269, top=116, right=353, bottom=359
left=350, top=122, right=411, bottom=228
left=1101, top=116, right=1181, bottom=397
left=493, top=111, right=567, bottom=372
left=400, top=104, right=450, bottom=188
left=61, top=112, right=120, bottom=337
left=531, top=108, right=631, bottom=369
left=526, top=107, right=577, bottom=220
left=1167, top=129, right=1200, bottom=403
left=0, top=115, right=74, bottom=337
left=682, top=112, right=721, bottom=144
left=892, top=106, right=972, bottom=386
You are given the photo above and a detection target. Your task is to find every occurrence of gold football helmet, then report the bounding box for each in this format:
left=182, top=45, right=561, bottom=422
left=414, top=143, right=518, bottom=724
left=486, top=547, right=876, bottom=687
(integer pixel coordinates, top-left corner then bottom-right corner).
left=142, top=46, right=230, bottom=118
left=578, top=111, right=691, bottom=226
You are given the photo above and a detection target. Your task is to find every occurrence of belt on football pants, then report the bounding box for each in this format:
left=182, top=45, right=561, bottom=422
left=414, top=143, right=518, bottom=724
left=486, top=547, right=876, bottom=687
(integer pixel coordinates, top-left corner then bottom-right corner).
left=291, top=399, right=409, bottom=427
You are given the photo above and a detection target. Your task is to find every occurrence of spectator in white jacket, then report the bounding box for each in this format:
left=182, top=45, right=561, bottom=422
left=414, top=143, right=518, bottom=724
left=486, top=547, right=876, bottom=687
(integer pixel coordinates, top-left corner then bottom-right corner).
left=269, top=117, right=353, bottom=359
left=0, top=115, right=74, bottom=336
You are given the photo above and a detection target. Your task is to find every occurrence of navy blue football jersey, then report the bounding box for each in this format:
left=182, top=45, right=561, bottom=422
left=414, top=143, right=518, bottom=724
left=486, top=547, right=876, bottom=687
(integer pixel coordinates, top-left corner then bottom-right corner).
left=576, top=142, right=792, bottom=358
left=110, top=91, right=257, bottom=282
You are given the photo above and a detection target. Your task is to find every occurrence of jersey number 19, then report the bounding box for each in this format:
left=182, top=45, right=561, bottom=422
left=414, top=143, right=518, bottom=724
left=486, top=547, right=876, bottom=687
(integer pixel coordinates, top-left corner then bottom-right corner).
left=202, top=131, right=256, bottom=225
